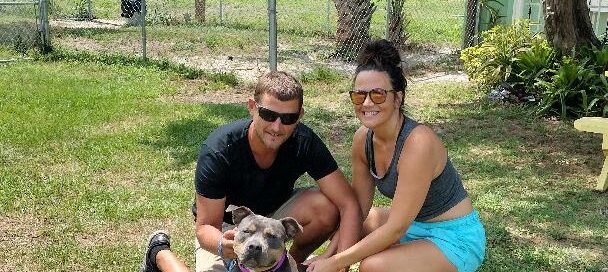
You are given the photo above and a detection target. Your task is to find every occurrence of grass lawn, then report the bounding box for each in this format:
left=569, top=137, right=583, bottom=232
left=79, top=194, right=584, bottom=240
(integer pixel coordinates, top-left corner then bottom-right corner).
left=1, top=57, right=607, bottom=271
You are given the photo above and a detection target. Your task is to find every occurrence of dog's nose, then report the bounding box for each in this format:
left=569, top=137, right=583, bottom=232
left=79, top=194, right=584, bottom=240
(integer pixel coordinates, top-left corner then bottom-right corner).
left=247, top=244, right=262, bottom=252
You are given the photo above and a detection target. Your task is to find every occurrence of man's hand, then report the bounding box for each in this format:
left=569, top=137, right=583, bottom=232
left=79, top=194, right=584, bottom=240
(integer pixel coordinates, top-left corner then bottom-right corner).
left=219, top=229, right=237, bottom=259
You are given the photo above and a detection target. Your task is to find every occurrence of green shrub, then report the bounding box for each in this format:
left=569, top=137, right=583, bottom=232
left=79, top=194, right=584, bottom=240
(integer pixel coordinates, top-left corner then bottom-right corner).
left=0, top=22, right=41, bottom=54
left=300, top=66, right=344, bottom=83
left=460, top=20, right=545, bottom=90
left=512, top=39, right=555, bottom=95
left=536, top=53, right=608, bottom=119
left=461, top=20, right=608, bottom=119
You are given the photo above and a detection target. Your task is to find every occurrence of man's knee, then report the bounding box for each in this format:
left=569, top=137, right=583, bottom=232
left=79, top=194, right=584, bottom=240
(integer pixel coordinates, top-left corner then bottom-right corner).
left=304, top=191, right=339, bottom=231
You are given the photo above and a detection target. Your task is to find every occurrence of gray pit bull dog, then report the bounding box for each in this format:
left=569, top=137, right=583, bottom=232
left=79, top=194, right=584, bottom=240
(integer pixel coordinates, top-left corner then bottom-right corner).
left=226, top=205, right=303, bottom=272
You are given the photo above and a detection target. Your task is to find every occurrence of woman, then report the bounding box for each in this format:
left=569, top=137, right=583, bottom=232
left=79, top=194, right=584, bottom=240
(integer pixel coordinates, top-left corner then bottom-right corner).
left=307, top=40, right=486, bottom=272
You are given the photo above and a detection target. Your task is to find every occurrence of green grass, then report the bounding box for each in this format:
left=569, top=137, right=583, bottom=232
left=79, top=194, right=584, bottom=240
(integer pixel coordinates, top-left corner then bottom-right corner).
left=1, top=58, right=607, bottom=271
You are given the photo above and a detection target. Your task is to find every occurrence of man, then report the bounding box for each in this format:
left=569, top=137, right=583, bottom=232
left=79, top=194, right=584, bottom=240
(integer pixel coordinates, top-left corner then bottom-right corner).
left=141, top=71, right=361, bottom=272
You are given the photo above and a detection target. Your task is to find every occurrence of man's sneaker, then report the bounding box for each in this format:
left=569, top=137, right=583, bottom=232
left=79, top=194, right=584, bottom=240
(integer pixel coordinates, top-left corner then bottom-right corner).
left=141, top=230, right=171, bottom=272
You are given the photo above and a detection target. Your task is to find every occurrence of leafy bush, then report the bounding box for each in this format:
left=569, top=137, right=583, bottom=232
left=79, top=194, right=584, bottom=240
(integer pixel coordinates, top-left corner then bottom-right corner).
left=0, top=22, right=41, bottom=54
left=461, top=20, right=608, bottom=119
left=300, top=66, right=344, bottom=83
left=536, top=53, right=608, bottom=118
left=460, top=20, right=546, bottom=90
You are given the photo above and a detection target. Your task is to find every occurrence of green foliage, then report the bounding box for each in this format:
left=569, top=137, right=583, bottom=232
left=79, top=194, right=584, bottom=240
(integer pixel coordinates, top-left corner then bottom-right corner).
left=460, top=20, right=546, bottom=90
left=511, top=39, right=555, bottom=95
left=72, top=0, right=91, bottom=19
left=536, top=54, right=608, bottom=118
left=480, top=0, right=504, bottom=28
left=0, top=22, right=40, bottom=54
left=461, top=20, right=608, bottom=119
left=299, top=66, right=344, bottom=83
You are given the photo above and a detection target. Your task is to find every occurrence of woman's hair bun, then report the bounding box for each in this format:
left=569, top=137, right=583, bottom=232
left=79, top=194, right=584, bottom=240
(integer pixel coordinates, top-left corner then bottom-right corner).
left=356, top=39, right=401, bottom=68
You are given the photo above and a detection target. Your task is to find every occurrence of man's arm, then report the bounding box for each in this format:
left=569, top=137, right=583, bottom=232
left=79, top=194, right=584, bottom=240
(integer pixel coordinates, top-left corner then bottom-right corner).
left=195, top=194, right=237, bottom=259
left=316, top=170, right=362, bottom=254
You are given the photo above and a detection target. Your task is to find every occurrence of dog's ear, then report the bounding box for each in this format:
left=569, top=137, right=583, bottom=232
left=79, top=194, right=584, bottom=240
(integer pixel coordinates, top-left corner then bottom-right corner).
left=226, top=205, right=253, bottom=225
left=280, top=217, right=303, bottom=240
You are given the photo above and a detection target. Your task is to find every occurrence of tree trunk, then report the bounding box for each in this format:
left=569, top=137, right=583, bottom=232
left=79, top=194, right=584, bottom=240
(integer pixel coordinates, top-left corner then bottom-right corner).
left=333, top=0, right=375, bottom=60
left=543, top=0, right=601, bottom=52
left=195, top=0, right=206, bottom=23
left=386, top=0, right=408, bottom=45
left=462, top=0, right=479, bottom=48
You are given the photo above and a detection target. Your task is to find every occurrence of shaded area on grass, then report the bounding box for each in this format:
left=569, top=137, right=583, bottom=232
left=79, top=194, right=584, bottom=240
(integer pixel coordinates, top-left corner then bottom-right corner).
left=146, top=103, right=249, bottom=166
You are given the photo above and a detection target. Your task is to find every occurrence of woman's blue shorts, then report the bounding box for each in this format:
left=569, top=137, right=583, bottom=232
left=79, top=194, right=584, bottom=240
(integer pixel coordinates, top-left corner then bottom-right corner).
left=399, top=210, right=486, bottom=272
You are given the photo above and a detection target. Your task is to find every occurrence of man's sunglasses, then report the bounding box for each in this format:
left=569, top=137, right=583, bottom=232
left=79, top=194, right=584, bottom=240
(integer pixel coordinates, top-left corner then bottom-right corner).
left=256, top=104, right=300, bottom=125
left=349, top=88, right=398, bottom=105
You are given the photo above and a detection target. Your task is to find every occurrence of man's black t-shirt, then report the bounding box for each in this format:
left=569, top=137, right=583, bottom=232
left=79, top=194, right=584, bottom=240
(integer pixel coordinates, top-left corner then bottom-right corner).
left=195, top=119, right=338, bottom=223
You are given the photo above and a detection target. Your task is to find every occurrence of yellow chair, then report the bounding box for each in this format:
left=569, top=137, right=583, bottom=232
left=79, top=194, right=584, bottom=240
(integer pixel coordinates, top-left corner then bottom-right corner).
left=574, top=117, right=608, bottom=191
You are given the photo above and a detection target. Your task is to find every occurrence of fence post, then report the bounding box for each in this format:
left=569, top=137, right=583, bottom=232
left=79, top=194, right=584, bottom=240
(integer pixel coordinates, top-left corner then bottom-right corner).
left=141, top=0, right=147, bottom=60
left=326, top=0, right=331, bottom=34
left=474, top=0, right=480, bottom=44
left=268, top=0, right=277, bottom=71
left=220, top=0, right=224, bottom=25
left=39, top=0, right=51, bottom=52
left=87, top=0, right=93, bottom=20
left=386, top=0, right=392, bottom=40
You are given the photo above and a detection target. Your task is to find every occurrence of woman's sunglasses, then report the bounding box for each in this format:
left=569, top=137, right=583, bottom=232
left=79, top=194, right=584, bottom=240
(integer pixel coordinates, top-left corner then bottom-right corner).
left=256, top=104, right=300, bottom=125
left=349, top=88, right=398, bottom=105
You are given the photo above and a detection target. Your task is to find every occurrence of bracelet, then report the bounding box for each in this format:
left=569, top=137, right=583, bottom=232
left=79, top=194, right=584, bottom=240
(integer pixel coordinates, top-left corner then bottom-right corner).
left=217, top=237, right=237, bottom=271
left=217, top=237, right=223, bottom=257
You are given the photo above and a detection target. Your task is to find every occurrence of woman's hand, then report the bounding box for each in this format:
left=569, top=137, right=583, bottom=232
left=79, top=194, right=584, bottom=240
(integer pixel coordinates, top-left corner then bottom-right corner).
left=306, top=256, right=344, bottom=272
left=302, top=249, right=333, bottom=267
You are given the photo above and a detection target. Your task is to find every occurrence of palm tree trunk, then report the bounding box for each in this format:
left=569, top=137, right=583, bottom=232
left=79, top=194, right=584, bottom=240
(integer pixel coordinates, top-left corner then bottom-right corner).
left=543, top=0, right=601, bottom=52
left=386, top=0, right=408, bottom=45
left=195, top=0, right=206, bottom=23
left=333, top=0, right=375, bottom=60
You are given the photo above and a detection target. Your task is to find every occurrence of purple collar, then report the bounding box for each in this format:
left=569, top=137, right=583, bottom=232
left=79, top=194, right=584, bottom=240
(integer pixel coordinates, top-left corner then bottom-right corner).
left=238, top=252, right=287, bottom=272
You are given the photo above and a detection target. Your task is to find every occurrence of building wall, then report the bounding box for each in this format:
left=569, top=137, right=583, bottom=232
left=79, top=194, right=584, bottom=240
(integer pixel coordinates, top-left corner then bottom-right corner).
left=477, top=0, right=605, bottom=36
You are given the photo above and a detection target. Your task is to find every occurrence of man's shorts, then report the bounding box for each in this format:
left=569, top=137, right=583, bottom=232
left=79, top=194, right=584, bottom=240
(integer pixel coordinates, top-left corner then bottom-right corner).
left=194, top=187, right=311, bottom=272
left=400, top=210, right=486, bottom=272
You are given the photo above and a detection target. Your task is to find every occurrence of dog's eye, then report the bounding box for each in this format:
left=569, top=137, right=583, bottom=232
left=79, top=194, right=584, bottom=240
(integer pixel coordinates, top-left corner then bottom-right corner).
left=265, top=232, right=277, bottom=239
left=243, top=229, right=254, bottom=234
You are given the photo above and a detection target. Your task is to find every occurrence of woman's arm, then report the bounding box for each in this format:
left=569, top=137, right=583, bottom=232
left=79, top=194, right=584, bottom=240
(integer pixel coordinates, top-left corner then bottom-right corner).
left=351, top=126, right=376, bottom=221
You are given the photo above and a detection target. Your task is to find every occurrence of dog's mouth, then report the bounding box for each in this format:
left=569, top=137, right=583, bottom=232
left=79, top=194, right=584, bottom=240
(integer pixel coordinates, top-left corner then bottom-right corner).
left=239, top=254, right=278, bottom=270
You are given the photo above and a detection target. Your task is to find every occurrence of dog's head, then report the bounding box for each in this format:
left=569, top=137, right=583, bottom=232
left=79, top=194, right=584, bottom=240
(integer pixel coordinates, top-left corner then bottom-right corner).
left=226, top=205, right=302, bottom=271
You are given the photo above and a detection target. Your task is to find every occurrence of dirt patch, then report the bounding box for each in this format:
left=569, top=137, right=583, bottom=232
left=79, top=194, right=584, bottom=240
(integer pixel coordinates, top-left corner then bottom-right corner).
left=0, top=214, right=42, bottom=244
left=51, top=19, right=126, bottom=29
left=0, top=214, right=45, bottom=271
left=410, top=71, right=468, bottom=83
left=56, top=36, right=106, bottom=52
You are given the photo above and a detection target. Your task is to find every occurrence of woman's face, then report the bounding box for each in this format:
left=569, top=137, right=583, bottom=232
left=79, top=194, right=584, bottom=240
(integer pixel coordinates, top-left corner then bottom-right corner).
left=352, top=70, right=402, bottom=129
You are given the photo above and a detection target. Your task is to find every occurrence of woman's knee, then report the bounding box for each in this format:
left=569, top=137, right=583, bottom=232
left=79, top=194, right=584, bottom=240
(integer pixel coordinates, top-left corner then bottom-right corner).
left=358, top=254, right=385, bottom=272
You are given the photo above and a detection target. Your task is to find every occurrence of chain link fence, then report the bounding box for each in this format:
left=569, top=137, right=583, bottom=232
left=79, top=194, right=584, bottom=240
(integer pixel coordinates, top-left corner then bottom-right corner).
left=3, top=0, right=470, bottom=77
left=0, top=0, right=47, bottom=59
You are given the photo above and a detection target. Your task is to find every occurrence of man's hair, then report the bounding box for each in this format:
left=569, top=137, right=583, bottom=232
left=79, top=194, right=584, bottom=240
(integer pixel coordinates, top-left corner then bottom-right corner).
left=254, top=71, right=303, bottom=109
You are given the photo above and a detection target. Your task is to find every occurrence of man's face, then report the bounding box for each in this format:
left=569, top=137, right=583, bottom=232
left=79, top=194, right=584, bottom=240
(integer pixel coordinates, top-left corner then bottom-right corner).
left=248, top=94, right=302, bottom=151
